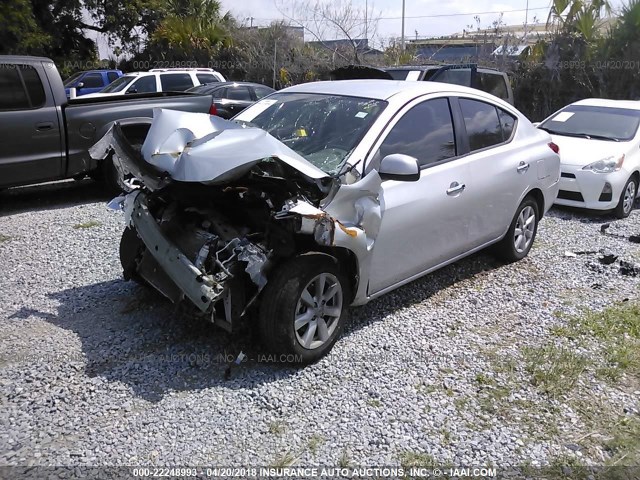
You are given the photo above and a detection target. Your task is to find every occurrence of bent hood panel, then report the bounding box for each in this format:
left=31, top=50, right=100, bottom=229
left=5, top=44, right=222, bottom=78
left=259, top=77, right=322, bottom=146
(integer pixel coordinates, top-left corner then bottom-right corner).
left=142, top=108, right=329, bottom=183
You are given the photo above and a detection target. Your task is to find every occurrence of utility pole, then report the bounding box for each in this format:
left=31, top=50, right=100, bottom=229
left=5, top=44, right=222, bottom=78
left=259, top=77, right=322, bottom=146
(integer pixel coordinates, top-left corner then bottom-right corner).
left=273, top=41, right=277, bottom=89
left=401, top=0, right=406, bottom=50
left=365, top=0, right=368, bottom=42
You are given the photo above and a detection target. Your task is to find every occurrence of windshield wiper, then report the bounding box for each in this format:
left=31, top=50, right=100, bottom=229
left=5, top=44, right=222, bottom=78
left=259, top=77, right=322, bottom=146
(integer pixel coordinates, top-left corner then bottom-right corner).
left=539, top=128, right=620, bottom=142
left=572, top=132, right=620, bottom=142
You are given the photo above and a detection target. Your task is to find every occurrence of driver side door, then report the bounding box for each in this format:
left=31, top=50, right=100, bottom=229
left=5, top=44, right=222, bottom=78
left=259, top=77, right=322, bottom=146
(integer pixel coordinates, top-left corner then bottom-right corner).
left=367, top=97, right=473, bottom=295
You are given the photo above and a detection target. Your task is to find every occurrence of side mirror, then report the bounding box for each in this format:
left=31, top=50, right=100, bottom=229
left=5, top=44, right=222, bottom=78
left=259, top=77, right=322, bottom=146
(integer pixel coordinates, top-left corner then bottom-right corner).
left=126, top=88, right=138, bottom=94
left=76, top=82, right=84, bottom=89
left=378, top=154, right=420, bottom=181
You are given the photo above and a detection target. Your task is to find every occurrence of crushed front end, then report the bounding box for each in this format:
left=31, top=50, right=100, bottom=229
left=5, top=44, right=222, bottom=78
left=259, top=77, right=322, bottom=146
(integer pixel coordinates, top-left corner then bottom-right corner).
left=91, top=109, right=351, bottom=332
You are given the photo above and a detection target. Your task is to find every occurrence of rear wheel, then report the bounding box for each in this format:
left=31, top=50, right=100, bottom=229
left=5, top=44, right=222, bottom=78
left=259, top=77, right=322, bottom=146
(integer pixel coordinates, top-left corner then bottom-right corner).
left=614, top=176, right=637, bottom=219
left=258, top=253, right=349, bottom=364
left=495, top=197, right=539, bottom=263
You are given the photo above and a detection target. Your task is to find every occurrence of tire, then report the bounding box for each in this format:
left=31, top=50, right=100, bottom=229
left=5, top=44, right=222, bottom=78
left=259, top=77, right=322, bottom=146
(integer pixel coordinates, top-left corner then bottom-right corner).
left=495, top=196, right=539, bottom=263
left=258, top=252, right=350, bottom=364
left=119, top=227, right=146, bottom=285
left=614, top=175, right=637, bottom=219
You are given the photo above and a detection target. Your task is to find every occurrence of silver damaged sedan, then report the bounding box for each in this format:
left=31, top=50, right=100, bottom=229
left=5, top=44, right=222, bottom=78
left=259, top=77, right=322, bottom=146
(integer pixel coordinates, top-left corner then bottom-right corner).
left=91, top=80, right=561, bottom=363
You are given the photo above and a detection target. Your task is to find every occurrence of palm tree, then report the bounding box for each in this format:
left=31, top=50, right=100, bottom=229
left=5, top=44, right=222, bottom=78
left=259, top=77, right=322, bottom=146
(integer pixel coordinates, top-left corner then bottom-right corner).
left=151, top=0, right=229, bottom=60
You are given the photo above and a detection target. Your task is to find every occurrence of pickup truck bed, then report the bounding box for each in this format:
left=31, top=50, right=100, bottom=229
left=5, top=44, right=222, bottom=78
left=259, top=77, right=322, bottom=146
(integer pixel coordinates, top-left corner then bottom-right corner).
left=0, top=56, right=213, bottom=190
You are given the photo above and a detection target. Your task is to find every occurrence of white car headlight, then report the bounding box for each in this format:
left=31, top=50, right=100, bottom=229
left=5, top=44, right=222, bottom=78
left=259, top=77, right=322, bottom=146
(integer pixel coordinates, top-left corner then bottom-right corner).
left=582, top=154, right=625, bottom=173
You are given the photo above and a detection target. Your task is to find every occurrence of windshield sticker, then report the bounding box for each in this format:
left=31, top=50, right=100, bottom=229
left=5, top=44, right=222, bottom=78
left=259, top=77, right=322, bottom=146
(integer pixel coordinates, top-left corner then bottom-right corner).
left=355, top=112, right=368, bottom=119
left=552, top=112, right=575, bottom=122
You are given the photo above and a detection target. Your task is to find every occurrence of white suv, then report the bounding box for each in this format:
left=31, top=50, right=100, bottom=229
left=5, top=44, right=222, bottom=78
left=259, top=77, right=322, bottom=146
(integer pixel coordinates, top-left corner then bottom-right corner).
left=82, top=68, right=226, bottom=98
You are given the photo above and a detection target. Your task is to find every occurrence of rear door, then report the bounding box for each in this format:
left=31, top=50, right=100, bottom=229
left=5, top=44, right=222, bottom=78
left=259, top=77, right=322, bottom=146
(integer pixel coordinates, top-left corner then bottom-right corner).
left=367, top=97, right=473, bottom=294
left=453, top=96, right=530, bottom=245
left=0, top=63, right=63, bottom=187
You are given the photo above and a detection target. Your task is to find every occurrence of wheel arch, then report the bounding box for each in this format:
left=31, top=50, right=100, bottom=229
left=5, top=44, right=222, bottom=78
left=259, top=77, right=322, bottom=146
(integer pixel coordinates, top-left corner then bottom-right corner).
left=284, top=247, right=360, bottom=304
left=525, top=188, right=545, bottom=218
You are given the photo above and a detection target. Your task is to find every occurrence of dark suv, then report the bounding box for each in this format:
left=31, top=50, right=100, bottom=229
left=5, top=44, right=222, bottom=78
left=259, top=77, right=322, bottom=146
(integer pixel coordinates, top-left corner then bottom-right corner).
left=331, top=64, right=514, bottom=105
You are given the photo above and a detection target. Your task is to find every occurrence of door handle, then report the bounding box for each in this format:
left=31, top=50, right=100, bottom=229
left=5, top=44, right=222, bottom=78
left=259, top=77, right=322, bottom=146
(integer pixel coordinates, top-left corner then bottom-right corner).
left=517, top=161, right=530, bottom=173
left=35, top=122, right=54, bottom=131
left=446, top=182, right=466, bottom=195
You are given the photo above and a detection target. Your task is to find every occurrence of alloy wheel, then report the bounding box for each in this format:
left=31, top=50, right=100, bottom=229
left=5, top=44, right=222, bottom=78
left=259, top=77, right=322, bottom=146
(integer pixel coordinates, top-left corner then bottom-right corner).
left=294, top=273, right=343, bottom=350
left=514, top=205, right=536, bottom=254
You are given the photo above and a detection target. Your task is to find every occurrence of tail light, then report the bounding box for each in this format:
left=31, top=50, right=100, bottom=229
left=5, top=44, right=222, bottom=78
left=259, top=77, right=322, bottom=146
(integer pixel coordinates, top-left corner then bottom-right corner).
left=209, top=103, right=218, bottom=116
left=548, top=142, right=560, bottom=154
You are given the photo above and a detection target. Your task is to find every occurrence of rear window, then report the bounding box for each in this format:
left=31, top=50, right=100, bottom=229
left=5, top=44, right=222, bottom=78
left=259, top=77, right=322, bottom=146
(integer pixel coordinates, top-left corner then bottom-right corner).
left=20, top=65, right=46, bottom=107
left=477, top=72, right=508, bottom=100
left=0, top=65, right=30, bottom=110
left=459, top=99, right=504, bottom=151
left=385, top=69, right=410, bottom=80
left=196, top=73, right=218, bottom=85
left=160, top=73, right=194, bottom=91
left=226, top=86, right=252, bottom=101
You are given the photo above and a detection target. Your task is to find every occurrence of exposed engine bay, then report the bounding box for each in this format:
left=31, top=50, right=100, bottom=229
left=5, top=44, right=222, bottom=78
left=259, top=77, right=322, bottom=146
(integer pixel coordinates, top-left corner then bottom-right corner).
left=90, top=109, right=382, bottom=333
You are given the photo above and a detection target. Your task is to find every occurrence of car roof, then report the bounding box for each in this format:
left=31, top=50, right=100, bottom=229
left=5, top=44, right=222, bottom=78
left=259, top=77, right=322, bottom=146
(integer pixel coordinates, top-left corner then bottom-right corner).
left=281, top=79, right=499, bottom=102
left=0, top=55, right=54, bottom=63
left=570, top=98, right=640, bottom=111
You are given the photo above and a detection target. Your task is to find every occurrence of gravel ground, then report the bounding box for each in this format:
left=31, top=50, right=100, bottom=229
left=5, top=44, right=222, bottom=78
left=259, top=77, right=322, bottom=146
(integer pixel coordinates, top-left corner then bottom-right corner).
left=1, top=179, right=639, bottom=468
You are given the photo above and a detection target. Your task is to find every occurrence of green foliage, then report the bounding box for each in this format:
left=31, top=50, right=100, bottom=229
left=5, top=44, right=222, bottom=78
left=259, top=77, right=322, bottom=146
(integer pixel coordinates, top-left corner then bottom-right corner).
left=0, top=0, right=51, bottom=53
left=514, top=0, right=640, bottom=120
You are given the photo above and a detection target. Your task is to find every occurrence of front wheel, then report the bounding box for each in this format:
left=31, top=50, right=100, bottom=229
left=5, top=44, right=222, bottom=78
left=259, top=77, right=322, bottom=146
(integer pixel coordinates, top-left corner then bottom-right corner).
left=495, top=197, right=539, bottom=263
left=258, top=253, right=349, bottom=364
left=614, top=176, right=637, bottom=219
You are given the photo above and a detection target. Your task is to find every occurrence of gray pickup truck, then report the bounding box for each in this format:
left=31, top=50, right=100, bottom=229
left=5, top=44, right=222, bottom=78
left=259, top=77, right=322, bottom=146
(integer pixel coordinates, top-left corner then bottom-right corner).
left=0, top=56, right=213, bottom=191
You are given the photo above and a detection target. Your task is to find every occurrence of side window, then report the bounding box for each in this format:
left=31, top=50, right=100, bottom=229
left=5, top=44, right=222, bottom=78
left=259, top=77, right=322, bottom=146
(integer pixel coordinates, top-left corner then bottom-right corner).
left=498, top=108, right=516, bottom=141
left=130, top=76, right=158, bottom=93
left=20, top=65, right=45, bottom=107
left=459, top=99, right=503, bottom=151
left=82, top=73, right=104, bottom=88
left=107, top=72, right=119, bottom=83
left=432, top=68, right=472, bottom=87
left=254, top=86, right=273, bottom=99
left=226, top=86, right=253, bottom=101
left=477, top=72, right=508, bottom=100
left=0, top=64, right=30, bottom=109
left=378, top=98, right=456, bottom=168
left=196, top=73, right=217, bottom=84
left=160, top=73, right=194, bottom=91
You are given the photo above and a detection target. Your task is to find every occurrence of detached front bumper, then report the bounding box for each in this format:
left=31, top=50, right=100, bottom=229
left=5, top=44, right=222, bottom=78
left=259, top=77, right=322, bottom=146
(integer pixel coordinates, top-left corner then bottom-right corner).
left=555, top=164, right=628, bottom=210
left=124, top=191, right=223, bottom=313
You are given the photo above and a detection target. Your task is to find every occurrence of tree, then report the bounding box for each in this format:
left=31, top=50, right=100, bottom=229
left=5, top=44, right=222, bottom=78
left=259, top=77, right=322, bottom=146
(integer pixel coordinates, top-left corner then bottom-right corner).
left=146, top=0, right=230, bottom=64
left=0, top=0, right=51, bottom=54
left=275, top=0, right=381, bottom=65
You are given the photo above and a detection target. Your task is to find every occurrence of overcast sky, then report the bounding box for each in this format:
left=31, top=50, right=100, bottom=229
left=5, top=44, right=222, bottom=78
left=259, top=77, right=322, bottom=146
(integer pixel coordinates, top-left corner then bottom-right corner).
left=92, top=0, right=627, bottom=57
left=219, top=0, right=627, bottom=46
left=220, top=0, right=552, bottom=44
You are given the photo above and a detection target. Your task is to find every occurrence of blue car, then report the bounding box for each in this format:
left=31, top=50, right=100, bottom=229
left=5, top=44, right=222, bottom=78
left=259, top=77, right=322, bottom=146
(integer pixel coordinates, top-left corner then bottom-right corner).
left=63, top=70, right=123, bottom=97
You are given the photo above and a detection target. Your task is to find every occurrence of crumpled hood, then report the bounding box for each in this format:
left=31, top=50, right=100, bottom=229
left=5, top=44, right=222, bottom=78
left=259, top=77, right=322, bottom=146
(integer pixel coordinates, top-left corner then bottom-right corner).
left=141, top=108, right=330, bottom=184
left=551, top=134, right=627, bottom=167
